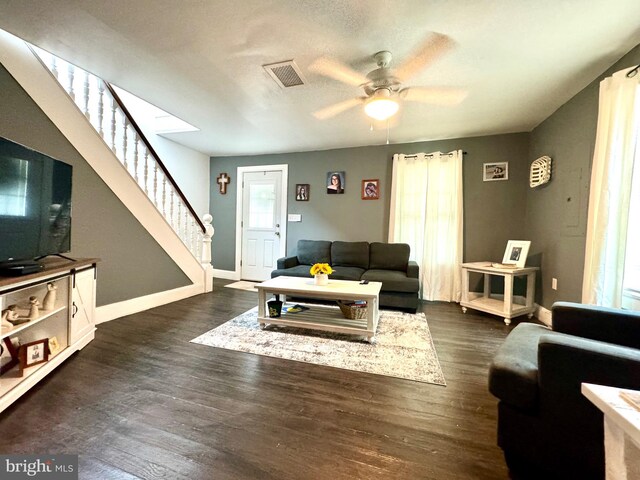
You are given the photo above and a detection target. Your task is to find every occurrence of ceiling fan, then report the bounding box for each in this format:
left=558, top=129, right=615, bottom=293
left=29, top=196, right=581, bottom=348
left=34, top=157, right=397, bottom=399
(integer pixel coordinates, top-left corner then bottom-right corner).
left=309, top=32, right=467, bottom=122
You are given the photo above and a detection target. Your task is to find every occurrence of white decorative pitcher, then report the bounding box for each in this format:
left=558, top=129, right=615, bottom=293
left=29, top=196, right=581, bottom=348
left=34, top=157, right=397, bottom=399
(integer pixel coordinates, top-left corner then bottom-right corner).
left=314, top=273, right=328, bottom=286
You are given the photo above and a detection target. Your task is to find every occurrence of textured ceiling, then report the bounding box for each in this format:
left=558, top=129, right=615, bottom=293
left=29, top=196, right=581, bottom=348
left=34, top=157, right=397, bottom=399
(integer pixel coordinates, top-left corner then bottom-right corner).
left=1, top=1, right=639, bottom=156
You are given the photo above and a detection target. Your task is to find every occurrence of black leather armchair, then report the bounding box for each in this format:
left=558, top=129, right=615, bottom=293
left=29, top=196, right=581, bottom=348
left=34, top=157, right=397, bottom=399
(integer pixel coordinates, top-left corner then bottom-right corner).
left=488, top=302, right=640, bottom=479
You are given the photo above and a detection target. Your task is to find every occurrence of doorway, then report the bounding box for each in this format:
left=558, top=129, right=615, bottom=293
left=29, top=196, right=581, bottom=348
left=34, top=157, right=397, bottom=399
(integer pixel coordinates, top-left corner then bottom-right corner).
left=236, top=165, right=288, bottom=281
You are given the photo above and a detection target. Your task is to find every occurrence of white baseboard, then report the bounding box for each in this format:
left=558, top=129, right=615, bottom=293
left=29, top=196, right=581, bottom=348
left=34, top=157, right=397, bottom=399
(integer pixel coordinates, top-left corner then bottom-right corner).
left=213, top=268, right=240, bottom=281
left=96, top=283, right=204, bottom=324
left=536, top=304, right=552, bottom=326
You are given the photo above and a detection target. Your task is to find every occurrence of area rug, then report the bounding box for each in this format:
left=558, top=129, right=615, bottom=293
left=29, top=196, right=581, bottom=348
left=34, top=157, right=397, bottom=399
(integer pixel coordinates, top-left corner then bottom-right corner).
left=224, top=280, right=259, bottom=292
left=191, top=307, right=446, bottom=385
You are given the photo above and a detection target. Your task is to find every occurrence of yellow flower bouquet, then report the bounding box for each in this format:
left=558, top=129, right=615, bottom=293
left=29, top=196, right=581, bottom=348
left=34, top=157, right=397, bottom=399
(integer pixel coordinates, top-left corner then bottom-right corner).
left=310, top=263, right=333, bottom=275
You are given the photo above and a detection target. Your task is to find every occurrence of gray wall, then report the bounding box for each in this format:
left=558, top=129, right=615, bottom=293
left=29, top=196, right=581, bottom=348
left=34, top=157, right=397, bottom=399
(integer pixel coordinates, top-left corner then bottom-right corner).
left=0, top=64, right=191, bottom=306
left=526, top=44, right=640, bottom=308
left=211, top=133, right=530, bottom=272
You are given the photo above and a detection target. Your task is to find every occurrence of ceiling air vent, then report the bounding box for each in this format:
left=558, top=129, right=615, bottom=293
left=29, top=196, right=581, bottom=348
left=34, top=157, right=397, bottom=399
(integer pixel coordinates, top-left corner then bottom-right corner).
left=263, top=60, right=306, bottom=88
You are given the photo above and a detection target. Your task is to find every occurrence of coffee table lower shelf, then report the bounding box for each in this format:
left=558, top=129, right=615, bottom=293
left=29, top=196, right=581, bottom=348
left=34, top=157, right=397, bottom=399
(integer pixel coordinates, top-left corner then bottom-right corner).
left=259, top=303, right=372, bottom=338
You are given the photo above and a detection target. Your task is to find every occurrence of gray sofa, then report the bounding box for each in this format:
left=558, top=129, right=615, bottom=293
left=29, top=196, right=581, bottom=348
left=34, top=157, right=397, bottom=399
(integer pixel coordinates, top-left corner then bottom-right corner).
left=271, top=240, right=420, bottom=312
left=488, top=302, right=640, bottom=479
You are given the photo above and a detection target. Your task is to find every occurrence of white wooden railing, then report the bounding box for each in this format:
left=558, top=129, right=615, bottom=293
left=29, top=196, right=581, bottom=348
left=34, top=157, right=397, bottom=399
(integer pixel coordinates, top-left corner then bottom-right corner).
left=30, top=46, right=213, bottom=268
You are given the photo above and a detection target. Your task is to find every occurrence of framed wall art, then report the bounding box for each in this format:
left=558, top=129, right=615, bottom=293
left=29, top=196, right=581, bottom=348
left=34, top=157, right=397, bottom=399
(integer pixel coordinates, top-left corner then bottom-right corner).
left=326, top=172, right=345, bottom=194
left=361, top=179, right=380, bottom=200
left=295, top=184, right=309, bottom=201
left=483, top=162, right=508, bottom=181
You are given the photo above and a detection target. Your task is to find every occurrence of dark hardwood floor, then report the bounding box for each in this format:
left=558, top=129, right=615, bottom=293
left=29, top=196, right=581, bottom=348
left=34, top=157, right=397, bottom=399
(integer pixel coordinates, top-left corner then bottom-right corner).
left=0, top=279, right=531, bottom=479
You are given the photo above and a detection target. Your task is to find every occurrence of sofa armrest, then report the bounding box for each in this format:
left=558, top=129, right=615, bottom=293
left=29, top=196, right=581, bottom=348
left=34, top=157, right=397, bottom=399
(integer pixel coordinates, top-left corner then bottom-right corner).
left=276, top=256, right=299, bottom=269
left=552, top=301, right=640, bottom=349
left=539, top=334, right=640, bottom=399
left=407, top=261, right=419, bottom=279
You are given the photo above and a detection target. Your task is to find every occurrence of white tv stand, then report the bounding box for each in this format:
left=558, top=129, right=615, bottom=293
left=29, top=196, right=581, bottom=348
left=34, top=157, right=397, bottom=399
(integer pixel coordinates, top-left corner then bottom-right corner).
left=0, top=258, right=98, bottom=413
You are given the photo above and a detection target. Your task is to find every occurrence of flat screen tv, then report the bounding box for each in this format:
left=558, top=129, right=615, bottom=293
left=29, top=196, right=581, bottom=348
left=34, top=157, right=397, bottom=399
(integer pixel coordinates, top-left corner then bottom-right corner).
left=0, top=137, right=73, bottom=271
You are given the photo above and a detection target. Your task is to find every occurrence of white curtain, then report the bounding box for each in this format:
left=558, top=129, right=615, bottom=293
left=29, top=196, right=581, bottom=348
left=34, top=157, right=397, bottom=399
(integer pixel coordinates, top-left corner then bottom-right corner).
left=582, top=69, right=640, bottom=307
left=389, top=150, right=463, bottom=302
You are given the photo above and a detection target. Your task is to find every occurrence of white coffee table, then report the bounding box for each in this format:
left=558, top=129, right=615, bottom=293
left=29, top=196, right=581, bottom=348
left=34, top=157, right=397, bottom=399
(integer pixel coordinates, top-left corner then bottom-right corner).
left=256, top=276, right=382, bottom=341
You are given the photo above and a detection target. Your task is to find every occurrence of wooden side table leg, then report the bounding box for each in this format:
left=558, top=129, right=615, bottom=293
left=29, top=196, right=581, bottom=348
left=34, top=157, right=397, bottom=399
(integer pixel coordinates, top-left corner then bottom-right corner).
left=504, top=273, right=514, bottom=326
left=461, top=266, right=470, bottom=304
left=483, top=273, right=490, bottom=298
left=257, top=288, right=266, bottom=325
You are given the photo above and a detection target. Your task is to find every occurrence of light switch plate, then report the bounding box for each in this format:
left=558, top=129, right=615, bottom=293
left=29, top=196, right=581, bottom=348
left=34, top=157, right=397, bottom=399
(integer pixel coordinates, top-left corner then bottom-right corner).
left=288, top=214, right=302, bottom=222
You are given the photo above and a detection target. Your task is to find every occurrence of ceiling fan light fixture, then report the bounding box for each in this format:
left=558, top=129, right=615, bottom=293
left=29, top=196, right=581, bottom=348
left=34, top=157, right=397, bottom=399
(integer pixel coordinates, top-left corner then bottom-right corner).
left=364, top=89, right=399, bottom=121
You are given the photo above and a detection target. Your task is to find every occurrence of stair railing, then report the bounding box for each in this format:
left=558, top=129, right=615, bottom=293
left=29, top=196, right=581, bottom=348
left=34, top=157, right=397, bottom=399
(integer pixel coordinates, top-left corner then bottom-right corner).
left=29, top=46, right=213, bottom=267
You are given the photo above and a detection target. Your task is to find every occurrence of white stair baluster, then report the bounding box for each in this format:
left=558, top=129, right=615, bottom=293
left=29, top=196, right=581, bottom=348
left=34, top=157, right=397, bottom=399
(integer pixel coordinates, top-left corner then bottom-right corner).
left=122, top=117, right=129, bottom=171
left=110, top=97, right=117, bottom=154
left=169, top=189, right=175, bottom=230
left=153, top=162, right=159, bottom=207
left=67, top=63, right=75, bottom=101
left=83, top=71, right=91, bottom=120
left=143, top=147, right=150, bottom=195
left=97, top=82, right=105, bottom=138
left=51, top=56, right=58, bottom=80
left=161, top=175, right=167, bottom=217
left=133, top=134, right=140, bottom=184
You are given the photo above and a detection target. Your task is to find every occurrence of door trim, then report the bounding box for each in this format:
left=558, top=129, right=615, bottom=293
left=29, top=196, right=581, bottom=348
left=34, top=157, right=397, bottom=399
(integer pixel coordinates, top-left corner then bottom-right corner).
left=235, top=164, right=288, bottom=279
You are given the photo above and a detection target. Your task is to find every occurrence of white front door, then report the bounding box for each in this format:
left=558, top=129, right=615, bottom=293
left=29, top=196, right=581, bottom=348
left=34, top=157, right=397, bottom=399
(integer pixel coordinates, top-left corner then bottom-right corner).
left=240, top=169, right=285, bottom=281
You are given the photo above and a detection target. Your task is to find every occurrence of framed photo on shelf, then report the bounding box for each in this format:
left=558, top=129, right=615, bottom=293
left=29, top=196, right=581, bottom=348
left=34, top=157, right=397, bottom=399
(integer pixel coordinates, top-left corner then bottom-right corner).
left=18, top=338, right=50, bottom=375
left=483, top=162, right=509, bottom=181
left=295, top=184, right=309, bottom=201
left=361, top=179, right=380, bottom=200
left=502, top=240, right=531, bottom=268
left=48, top=336, right=61, bottom=356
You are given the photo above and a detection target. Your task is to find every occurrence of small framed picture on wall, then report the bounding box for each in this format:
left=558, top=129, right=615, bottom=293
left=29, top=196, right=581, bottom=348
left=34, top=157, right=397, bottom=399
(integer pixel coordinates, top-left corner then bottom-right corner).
left=361, top=179, right=380, bottom=200
left=483, top=162, right=509, bottom=181
left=296, top=184, right=309, bottom=201
left=326, top=172, right=345, bottom=194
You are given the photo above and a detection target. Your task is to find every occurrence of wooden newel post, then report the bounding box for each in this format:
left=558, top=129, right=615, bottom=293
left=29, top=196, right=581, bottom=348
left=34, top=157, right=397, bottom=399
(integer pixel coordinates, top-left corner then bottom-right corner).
left=202, top=213, right=214, bottom=292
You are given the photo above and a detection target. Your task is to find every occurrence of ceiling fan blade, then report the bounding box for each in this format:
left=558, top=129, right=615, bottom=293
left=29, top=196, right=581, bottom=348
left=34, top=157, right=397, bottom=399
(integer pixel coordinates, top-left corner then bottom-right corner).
left=400, top=87, right=468, bottom=106
left=394, top=32, right=456, bottom=81
left=309, top=57, right=369, bottom=86
left=312, top=98, right=364, bottom=120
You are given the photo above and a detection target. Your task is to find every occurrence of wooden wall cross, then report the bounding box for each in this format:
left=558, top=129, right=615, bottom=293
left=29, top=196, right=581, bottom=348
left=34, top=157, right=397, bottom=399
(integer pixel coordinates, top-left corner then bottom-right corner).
left=216, top=173, right=230, bottom=194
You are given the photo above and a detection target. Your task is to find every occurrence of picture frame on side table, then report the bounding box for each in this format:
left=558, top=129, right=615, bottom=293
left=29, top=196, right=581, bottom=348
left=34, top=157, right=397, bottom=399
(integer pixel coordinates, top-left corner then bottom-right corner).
left=502, top=240, right=531, bottom=268
left=361, top=179, right=380, bottom=200
left=19, top=338, right=50, bottom=375
left=483, top=162, right=509, bottom=181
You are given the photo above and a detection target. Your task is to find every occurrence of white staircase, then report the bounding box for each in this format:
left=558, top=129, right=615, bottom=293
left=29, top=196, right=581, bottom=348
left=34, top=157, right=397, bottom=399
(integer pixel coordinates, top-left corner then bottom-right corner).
left=0, top=29, right=214, bottom=318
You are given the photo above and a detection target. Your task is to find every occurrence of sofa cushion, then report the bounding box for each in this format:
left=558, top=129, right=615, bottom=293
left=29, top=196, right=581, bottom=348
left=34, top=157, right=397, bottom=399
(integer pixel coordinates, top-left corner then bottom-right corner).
left=489, top=323, right=553, bottom=411
left=369, top=242, right=410, bottom=271
left=330, top=266, right=365, bottom=281
left=361, top=269, right=419, bottom=293
left=331, top=241, right=369, bottom=269
left=271, top=264, right=312, bottom=279
left=296, top=240, right=331, bottom=265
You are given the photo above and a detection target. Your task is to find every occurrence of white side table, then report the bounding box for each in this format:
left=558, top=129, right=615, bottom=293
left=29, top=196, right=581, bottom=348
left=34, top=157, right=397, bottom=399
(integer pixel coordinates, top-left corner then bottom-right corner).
left=460, top=262, right=539, bottom=325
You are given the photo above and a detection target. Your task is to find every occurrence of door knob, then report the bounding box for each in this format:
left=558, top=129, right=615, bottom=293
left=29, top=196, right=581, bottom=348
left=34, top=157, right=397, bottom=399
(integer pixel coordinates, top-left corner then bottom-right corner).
left=275, top=231, right=280, bottom=236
